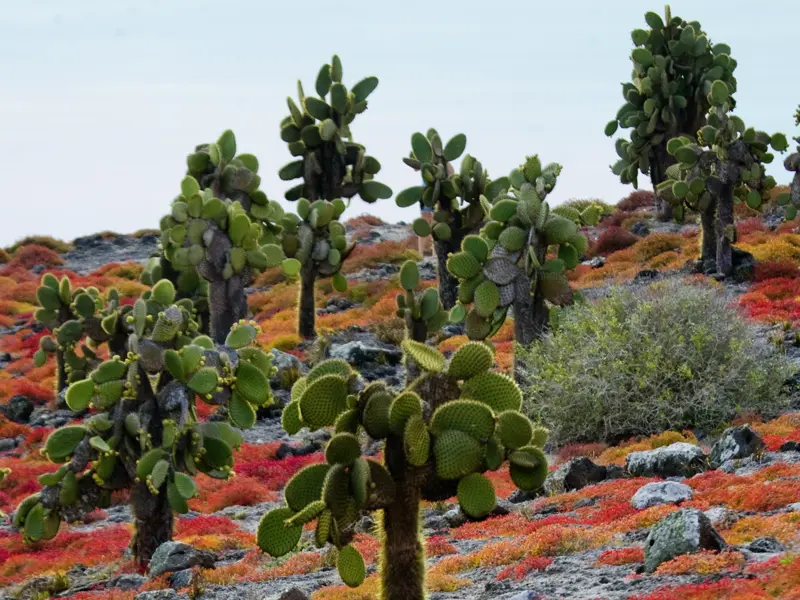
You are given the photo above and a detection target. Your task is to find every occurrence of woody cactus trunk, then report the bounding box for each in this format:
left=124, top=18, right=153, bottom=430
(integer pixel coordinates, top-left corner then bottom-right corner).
left=784, top=106, right=800, bottom=216
left=154, top=130, right=285, bottom=345
left=605, top=6, right=737, bottom=222
left=260, top=280, right=549, bottom=600
left=395, top=131, right=508, bottom=309
left=659, top=84, right=789, bottom=277
left=445, top=156, right=596, bottom=376
left=14, top=280, right=275, bottom=566
left=276, top=55, right=391, bottom=339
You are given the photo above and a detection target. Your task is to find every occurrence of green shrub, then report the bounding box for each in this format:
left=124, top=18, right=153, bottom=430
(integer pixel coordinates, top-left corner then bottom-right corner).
left=517, top=279, right=794, bottom=444
left=560, top=198, right=616, bottom=216
left=6, top=235, right=72, bottom=255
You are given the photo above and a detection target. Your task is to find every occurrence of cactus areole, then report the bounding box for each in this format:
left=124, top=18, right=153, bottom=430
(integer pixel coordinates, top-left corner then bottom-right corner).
left=605, top=6, right=738, bottom=221
left=257, top=277, right=550, bottom=599
left=276, top=55, right=391, bottom=339
left=15, top=281, right=275, bottom=566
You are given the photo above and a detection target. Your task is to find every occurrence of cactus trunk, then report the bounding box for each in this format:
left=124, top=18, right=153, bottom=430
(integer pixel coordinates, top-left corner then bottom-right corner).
left=379, top=437, right=425, bottom=600
left=208, top=275, right=248, bottom=345
left=298, top=263, right=318, bottom=339
left=652, top=145, right=674, bottom=222
left=716, top=184, right=734, bottom=277
left=55, top=350, right=67, bottom=394
left=512, top=238, right=549, bottom=380
left=130, top=480, right=174, bottom=567
left=700, top=204, right=717, bottom=266
left=434, top=238, right=461, bottom=310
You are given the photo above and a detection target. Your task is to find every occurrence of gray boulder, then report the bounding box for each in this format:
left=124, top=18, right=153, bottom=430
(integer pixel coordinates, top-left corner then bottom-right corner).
left=148, top=542, right=216, bottom=577
left=279, top=590, right=311, bottom=600
left=329, top=339, right=402, bottom=366
left=710, top=425, right=764, bottom=468
left=544, top=457, right=609, bottom=494
left=0, top=394, right=34, bottom=423
left=626, top=442, right=706, bottom=477
left=644, top=508, right=726, bottom=572
left=747, top=536, right=785, bottom=553
left=631, top=481, right=693, bottom=509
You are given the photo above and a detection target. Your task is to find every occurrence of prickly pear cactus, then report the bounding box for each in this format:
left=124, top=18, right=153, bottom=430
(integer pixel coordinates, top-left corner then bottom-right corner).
left=783, top=105, right=800, bottom=212
left=605, top=5, right=738, bottom=220
left=447, top=156, right=594, bottom=347
left=278, top=55, right=391, bottom=204
left=14, top=280, right=275, bottom=566
left=33, top=273, right=128, bottom=394
left=152, top=130, right=285, bottom=345
left=395, top=131, right=508, bottom=309
left=260, top=340, right=548, bottom=600
left=659, top=85, right=789, bottom=275
left=276, top=56, right=391, bottom=339
left=396, top=260, right=449, bottom=344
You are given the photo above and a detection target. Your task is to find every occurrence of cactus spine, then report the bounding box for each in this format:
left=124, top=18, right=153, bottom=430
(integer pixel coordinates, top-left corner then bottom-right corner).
left=659, top=89, right=789, bottom=276
left=277, top=55, right=391, bottom=339
left=446, top=156, right=595, bottom=372
left=257, top=280, right=548, bottom=600
left=395, top=131, right=508, bottom=308
left=15, top=281, right=275, bottom=566
left=605, top=6, right=738, bottom=221
left=33, top=274, right=128, bottom=397
left=151, top=130, right=285, bottom=344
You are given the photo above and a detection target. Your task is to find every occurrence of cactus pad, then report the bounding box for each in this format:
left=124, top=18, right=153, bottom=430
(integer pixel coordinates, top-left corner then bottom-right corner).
left=388, top=391, right=423, bottom=435
left=326, top=433, right=361, bottom=465
left=285, top=463, right=331, bottom=512
left=460, top=371, right=522, bottom=412
left=299, top=374, right=349, bottom=429
left=497, top=410, right=534, bottom=450
left=457, top=472, right=496, bottom=519
left=430, top=400, right=495, bottom=441
left=401, top=340, right=445, bottom=373
left=337, top=544, right=366, bottom=587
left=447, top=341, right=494, bottom=380
left=434, top=429, right=482, bottom=480
left=403, top=414, right=430, bottom=467
left=257, top=507, right=303, bottom=557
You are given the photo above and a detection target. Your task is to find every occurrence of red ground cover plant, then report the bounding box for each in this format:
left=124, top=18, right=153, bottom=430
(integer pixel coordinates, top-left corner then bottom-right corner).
left=754, top=259, right=800, bottom=281
left=495, top=556, right=553, bottom=581
left=594, top=546, right=644, bottom=566
left=738, top=276, right=800, bottom=325
left=616, top=190, right=655, bottom=212
left=5, top=245, right=64, bottom=270
left=589, top=226, right=639, bottom=256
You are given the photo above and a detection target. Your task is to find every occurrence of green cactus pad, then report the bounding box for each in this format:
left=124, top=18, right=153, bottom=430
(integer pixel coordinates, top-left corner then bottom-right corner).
left=188, top=368, right=219, bottom=395
left=291, top=377, right=308, bottom=403
left=24, top=503, right=45, bottom=542
left=447, top=341, right=494, bottom=380
left=350, top=457, right=371, bottom=508
left=498, top=226, right=527, bottom=252
left=323, top=463, right=352, bottom=518
left=530, top=425, right=550, bottom=448
left=509, top=453, right=548, bottom=492
left=334, top=408, right=360, bottom=434
left=434, top=429, right=482, bottom=480
left=299, top=374, right=349, bottom=429
left=315, top=509, right=332, bottom=547
left=462, top=235, right=489, bottom=262
left=36, top=286, right=62, bottom=312
left=460, top=371, right=522, bottom=412
left=362, top=391, right=392, bottom=439
left=59, top=471, right=78, bottom=505
left=174, top=472, right=198, bottom=500
left=403, top=414, right=430, bottom=467
left=497, top=410, right=534, bottom=450
left=137, top=448, right=169, bottom=478
left=457, top=472, right=496, bottom=519
left=474, top=281, right=500, bottom=318
left=388, top=391, right=423, bottom=435
left=337, top=544, right=366, bottom=588
left=45, top=426, right=87, bottom=460
left=401, top=340, right=445, bottom=373
left=485, top=435, right=505, bottom=471
left=13, top=494, right=41, bottom=529
left=167, top=481, right=189, bottom=514
left=235, top=360, right=269, bottom=404
left=326, top=433, right=361, bottom=465
left=229, top=392, right=257, bottom=429
left=285, top=463, right=331, bottom=512
left=446, top=252, right=482, bottom=280
left=489, top=199, right=518, bottom=222
left=225, top=323, right=258, bottom=349
left=430, top=400, right=495, bottom=441
left=65, top=379, right=95, bottom=411
left=400, top=260, right=420, bottom=291
left=257, top=507, right=303, bottom=557
left=284, top=499, right=327, bottom=527
left=307, top=358, right=353, bottom=383
left=151, top=279, right=176, bottom=306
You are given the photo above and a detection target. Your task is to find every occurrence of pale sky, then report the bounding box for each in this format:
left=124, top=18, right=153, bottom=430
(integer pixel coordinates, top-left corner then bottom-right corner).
left=1, top=0, right=797, bottom=246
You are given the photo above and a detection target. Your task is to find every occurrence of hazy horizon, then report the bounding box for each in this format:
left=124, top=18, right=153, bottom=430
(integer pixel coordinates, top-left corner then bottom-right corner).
left=1, top=0, right=798, bottom=246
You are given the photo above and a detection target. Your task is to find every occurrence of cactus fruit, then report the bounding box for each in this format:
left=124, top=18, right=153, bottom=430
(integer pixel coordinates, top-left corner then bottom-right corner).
left=396, top=131, right=509, bottom=308
left=445, top=155, right=593, bottom=360
left=150, top=129, right=284, bottom=344
left=33, top=274, right=128, bottom=396
left=16, top=282, right=275, bottom=566
left=277, top=56, right=391, bottom=339
left=256, top=277, right=548, bottom=599
left=660, top=97, right=789, bottom=275
left=606, top=6, right=739, bottom=221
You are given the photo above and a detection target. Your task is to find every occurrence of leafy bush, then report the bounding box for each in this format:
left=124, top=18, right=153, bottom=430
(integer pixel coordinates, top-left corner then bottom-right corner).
left=590, top=226, right=639, bottom=256
left=5, top=236, right=72, bottom=255
left=616, top=190, right=654, bottom=212
left=517, top=279, right=793, bottom=444
left=633, top=233, right=684, bottom=262
left=560, top=198, right=616, bottom=216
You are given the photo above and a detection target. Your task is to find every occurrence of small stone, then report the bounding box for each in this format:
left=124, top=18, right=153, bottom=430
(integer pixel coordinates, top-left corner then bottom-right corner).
left=780, top=441, right=800, bottom=452
left=626, top=442, right=707, bottom=478
left=134, top=591, right=179, bottom=600
left=0, top=438, right=18, bottom=452
left=631, top=481, right=693, bottom=509
left=148, top=542, right=216, bottom=577
left=747, top=537, right=786, bottom=553
left=280, top=590, right=311, bottom=600
left=710, top=425, right=764, bottom=468
left=634, top=269, right=659, bottom=281
left=168, top=569, right=194, bottom=590
left=508, top=489, right=538, bottom=504
left=644, top=508, right=726, bottom=573
left=630, top=221, right=650, bottom=236
left=0, top=394, right=34, bottom=423
left=544, top=457, right=608, bottom=494
left=703, top=507, right=738, bottom=529
left=109, top=574, right=146, bottom=591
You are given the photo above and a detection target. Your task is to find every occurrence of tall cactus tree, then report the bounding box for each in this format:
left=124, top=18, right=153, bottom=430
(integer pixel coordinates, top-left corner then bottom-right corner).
left=276, top=55, right=392, bottom=338
left=260, top=287, right=548, bottom=600
left=605, top=5, right=738, bottom=221
left=658, top=83, right=789, bottom=276
left=395, top=130, right=508, bottom=308
left=783, top=106, right=800, bottom=215
left=152, top=130, right=285, bottom=344
left=33, top=274, right=128, bottom=394
left=446, top=156, right=594, bottom=358
left=13, top=281, right=275, bottom=566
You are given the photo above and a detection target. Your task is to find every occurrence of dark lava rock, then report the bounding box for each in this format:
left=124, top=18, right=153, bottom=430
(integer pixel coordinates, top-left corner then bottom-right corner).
left=630, top=221, right=650, bottom=236
left=634, top=269, right=659, bottom=281
left=0, top=394, right=34, bottom=423
left=644, top=508, right=726, bottom=573
left=544, top=457, right=610, bottom=494
left=780, top=441, right=800, bottom=452
left=710, top=424, right=764, bottom=468
left=148, top=542, right=216, bottom=577
left=747, top=536, right=786, bottom=553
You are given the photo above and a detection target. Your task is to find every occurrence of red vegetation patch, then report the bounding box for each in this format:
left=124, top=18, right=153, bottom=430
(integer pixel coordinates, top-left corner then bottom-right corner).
left=594, top=546, right=644, bottom=566
left=495, top=556, right=553, bottom=581
left=616, top=190, right=655, bottom=212
left=754, top=259, right=800, bottom=282
left=6, top=245, right=65, bottom=270
left=738, top=276, right=800, bottom=325
left=590, top=226, right=639, bottom=256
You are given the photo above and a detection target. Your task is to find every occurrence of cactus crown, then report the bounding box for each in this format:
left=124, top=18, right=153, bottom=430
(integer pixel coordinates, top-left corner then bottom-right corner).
left=33, top=274, right=128, bottom=388
left=659, top=89, right=791, bottom=220
left=259, top=278, right=549, bottom=589
left=395, top=129, right=509, bottom=243
left=278, top=55, right=391, bottom=204
left=15, top=281, right=275, bottom=543
left=605, top=5, right=738, bottom=188
left=446, top=156, right=594, bottom=340
left=396, top=260, right=449, bottom=339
